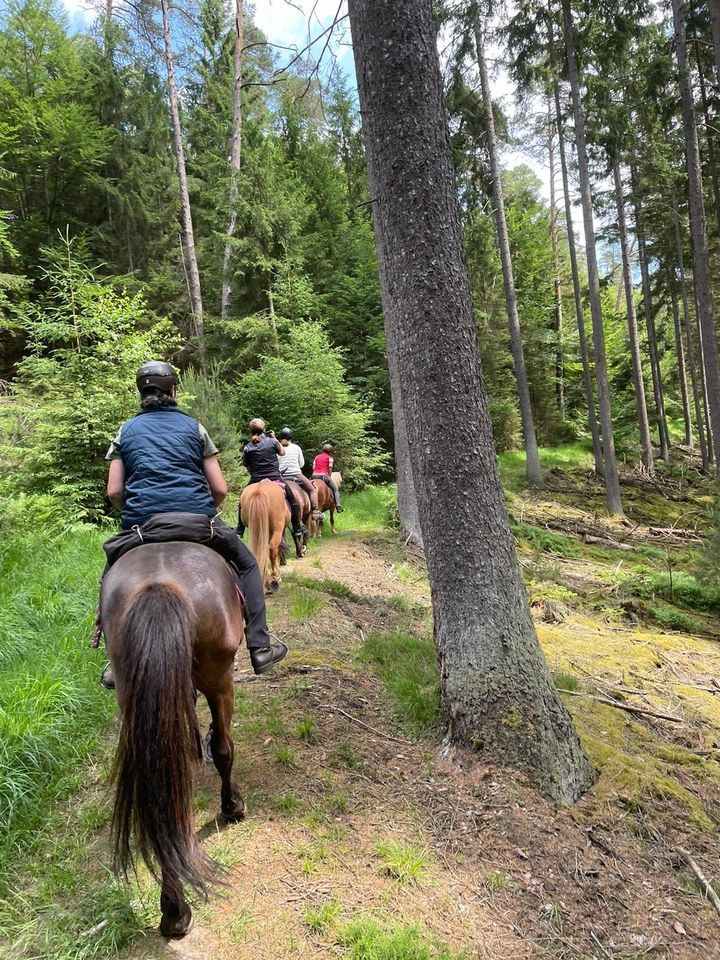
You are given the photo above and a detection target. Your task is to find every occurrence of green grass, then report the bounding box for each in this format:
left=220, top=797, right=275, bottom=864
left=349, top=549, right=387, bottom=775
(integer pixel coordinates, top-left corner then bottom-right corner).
left=553, top=672, right=581, bottom=692
left=358, top=630, right=440, bottom=735
left=342, top=485, right=398, bottom=532
left=627, top=569, right=720, bottom=614
left=375, top=839, right=429, bottom=884
left=289, top=588, right=325, bottom=620
left=0, top=518, right=115, bottom=891
left=340, top=918, right=466, bottom=960
left=512, top=521, right=580, bottom=557
left=287, top=573, right=360, bottom=601
left=274, top=745, right=296, bottom=766
left=303, top=900, right=341, bottom=934
left=650, top=605, right=704, bottom=634
left=296, top=716, right=317, bottom=742
left=499, top=441, right=595, bottom=492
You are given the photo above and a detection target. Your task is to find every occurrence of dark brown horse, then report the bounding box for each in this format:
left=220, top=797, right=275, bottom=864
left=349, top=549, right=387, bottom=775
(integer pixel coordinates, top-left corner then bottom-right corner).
left=102, top=542, right=246, bottom=938
left=284, top=479, right=311, bottom=556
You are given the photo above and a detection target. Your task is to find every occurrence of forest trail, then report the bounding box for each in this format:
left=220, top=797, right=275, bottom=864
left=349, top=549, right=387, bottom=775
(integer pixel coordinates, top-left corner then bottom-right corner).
left=4, top=478, right=720, bottom=960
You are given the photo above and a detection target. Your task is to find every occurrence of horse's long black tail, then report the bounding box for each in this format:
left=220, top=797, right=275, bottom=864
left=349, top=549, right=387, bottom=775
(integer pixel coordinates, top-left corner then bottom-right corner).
left=111, top=582, right=213, bottom=899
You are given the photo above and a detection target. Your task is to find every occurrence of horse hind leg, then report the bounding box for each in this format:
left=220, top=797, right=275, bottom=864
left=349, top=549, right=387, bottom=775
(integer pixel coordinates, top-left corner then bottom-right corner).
left=160, top=880, right=193, bottom=939
left=207, top=689, right=245, bottom=821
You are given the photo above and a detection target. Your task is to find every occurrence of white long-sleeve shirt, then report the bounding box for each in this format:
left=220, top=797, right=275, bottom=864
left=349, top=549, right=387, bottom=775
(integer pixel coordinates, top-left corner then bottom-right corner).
left=278, top=442, right=305, bottom=476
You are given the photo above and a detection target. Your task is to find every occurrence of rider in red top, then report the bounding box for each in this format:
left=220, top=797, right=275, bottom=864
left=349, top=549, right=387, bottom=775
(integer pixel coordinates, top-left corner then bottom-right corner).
left=311, top=443, right=343, bottom=512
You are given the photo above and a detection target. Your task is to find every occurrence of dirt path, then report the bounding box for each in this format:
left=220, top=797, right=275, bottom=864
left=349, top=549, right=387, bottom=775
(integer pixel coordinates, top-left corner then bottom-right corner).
left=110, top=530, right=720, bottom=960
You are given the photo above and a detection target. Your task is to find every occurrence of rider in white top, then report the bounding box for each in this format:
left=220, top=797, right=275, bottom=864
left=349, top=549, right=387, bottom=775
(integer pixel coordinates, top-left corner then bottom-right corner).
left=277, top=427, right=323, bottom=519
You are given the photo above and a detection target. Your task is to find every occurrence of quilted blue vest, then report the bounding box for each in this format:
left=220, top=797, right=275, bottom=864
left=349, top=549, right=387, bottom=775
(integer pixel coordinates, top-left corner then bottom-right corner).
left=119, top=405, right=216, bottom=529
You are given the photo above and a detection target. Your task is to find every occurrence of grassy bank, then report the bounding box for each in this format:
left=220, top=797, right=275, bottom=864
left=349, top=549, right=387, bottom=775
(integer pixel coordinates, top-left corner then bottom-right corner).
left=0, top=505, right=114, bottom=888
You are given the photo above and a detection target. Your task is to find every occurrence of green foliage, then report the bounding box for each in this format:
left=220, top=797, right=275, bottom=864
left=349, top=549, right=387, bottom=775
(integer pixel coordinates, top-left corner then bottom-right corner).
left=303, top=900, right=341, bottom=934
left=375, top=840, right=429, bottom=884
left=512, top=521, right=580, bottom=557
left=553, top=672, right=581, bottom=692
left=0, top=239, right=180, bottom=519
left=358, top=630, right=440, bottom=735
left=340, top=919, right=466, bottom=960
left=488, top=398, right=520, bottom=453
left=628, top=569, right=720, bottom=614
left=236, top=322, right=388, bottom=487
left=0, top=500, right=113, bottom=888
left=649, top=605, right=703, bottom=634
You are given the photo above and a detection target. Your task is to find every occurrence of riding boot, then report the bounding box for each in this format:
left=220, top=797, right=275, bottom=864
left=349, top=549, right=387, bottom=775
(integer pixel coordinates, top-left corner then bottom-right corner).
left=236, top=503, right=245, bottom=537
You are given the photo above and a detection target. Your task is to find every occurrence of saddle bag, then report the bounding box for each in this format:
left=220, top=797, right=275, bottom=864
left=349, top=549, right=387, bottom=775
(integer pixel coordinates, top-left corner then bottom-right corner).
left=103, top=512, right=237, bottom=570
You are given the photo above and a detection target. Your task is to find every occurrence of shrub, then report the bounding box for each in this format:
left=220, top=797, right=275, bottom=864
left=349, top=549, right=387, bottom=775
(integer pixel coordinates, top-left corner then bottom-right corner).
left=0, top=239, right=180, bottom=520
left=235, top=321, right=388, bottom=487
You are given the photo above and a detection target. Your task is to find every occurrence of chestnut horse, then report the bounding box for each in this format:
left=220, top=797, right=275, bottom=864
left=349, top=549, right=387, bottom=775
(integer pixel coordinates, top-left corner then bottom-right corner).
left=311, top=471, right=343, bottom=536
left=240, top=480, right=288, bottom=592
left=102, top=543, right=246, bottom=938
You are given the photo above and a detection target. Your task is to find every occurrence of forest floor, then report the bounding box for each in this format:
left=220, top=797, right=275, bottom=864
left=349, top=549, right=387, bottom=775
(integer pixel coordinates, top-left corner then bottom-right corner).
left=3, top=446, right=720, bottom=960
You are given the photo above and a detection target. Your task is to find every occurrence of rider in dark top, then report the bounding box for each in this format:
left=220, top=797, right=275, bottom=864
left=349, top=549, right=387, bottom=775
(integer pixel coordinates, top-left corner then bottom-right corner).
left=237, top=418, right=305, bottom=539
left=100, top=363, right=288, bottom=689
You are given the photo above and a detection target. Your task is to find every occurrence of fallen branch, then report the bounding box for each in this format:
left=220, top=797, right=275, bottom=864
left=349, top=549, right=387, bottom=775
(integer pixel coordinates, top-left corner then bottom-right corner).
left=675, top=846, right=720, bottom=922
left=582, top=534, right=636, bottom=552
left=559, top=689, right=683, bottom=723
left=320, top=705, right=412, bottom=744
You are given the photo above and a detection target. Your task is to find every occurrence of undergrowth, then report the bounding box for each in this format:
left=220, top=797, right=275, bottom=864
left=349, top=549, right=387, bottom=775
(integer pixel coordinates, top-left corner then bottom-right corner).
left=0, top=514, right=113, bottom=890
left=358, top=630, right=440, bottom=735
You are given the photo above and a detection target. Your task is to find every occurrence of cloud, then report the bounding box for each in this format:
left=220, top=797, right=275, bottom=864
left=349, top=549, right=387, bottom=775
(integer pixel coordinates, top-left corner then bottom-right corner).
left=251, top=0, right=348, bottom=54
left=60, top=0, right=94, bottom=19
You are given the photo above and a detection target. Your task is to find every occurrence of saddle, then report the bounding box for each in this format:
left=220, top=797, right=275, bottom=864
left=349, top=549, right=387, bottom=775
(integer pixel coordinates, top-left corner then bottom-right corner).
left=103, top=512, right=227, bottom=567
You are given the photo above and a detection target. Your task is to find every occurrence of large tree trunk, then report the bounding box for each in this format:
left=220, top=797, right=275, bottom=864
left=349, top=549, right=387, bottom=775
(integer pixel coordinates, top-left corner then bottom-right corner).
left=553, top=79, right=603, bottom=477
left=694, top=39, right=720, bottom=240
left=710, top=0, right=720, bottom=92
left=348, top=0, right=593, bottom=805
left=672, top=0, right=720, bottom=472
left=548, top=97, right=564, bottom=419
left=670, top=284, right=693, bottom=448
left=632, top=176, right=670, bottom=461
left=473, top=16, right=543, bottom=487
left=386, top=317, right=423, bottom=547
left=561, top=0, right=623, bottom=513
left=221, top=0, right=244, bottom=320
left=160, top=0, right=204, bottom=347
left=612, top=159, right=653, bottom=473
left=672, top=181, right=709, bottom=468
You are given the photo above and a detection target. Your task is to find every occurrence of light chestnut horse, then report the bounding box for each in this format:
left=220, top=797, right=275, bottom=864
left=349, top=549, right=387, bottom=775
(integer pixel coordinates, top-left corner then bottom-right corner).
left=240, top=480, right=288, bottom=592
left=102, top=543, right=246, bottom=939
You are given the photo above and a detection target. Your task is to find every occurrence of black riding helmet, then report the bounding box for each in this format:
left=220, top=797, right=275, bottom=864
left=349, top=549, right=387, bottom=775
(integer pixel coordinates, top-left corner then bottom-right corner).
left=136, top=361, right=179, bottom=394
left=279, top=426, right=294, bottom=441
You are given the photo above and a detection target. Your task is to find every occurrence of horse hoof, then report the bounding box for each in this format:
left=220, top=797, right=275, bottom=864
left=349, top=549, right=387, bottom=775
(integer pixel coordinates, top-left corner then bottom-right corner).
left=267, top=579, right=280, bottom=594
left=160, top=910, right=194, bottom=939
left=222, top=797, right=247, bottom=821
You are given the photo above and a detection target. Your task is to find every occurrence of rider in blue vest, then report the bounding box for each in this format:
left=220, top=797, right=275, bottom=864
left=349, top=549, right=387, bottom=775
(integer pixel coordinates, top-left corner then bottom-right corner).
left=100, top=361, right=287, bottom=688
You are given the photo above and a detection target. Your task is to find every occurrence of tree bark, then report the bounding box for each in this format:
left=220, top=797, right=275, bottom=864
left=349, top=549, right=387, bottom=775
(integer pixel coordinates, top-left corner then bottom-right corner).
left=693, top=38, right=720, bottom=240
left=670, top=284, right=693, bottom=448
left=710, top=0, right=720, bottom=92
left=612, top=158, right=654, bottom=473
left=553, top=79, right=604, bottom=477
left=672, top=181, right=709, bottom=468
left=561, top=0, right=623, bottom=513
left=161, top=0, right=204, bottom=347
left=221, top=0, right=244, bottom=320
left=672, top=0, right=720, bottom=472
left=348, top=0, right=593, bottom=805
left=632, top=176, right=670, bottom=461
left=474, top=15, right=543, bottom=487
left=548, top=97, right=564, bottom=418
left=385, top=309, right=423, bottom=547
